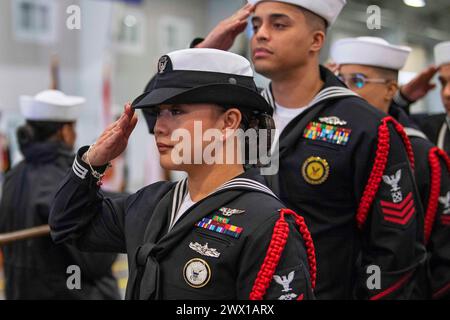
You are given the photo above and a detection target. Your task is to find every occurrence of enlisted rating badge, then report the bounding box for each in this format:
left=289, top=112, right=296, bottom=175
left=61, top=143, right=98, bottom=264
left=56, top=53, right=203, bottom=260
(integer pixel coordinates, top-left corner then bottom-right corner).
left=438, top=191, right=450, bottom=214
left=183, top=258, right=211, bottom=288
left=439, top=192, right=450, bottom=225
left=302, top=156, right=330, bottom=185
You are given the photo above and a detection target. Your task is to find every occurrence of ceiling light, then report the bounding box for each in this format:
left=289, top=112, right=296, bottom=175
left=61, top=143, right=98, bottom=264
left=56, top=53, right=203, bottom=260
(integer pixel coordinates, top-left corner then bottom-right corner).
left=403, top=0, right=426, bottom=8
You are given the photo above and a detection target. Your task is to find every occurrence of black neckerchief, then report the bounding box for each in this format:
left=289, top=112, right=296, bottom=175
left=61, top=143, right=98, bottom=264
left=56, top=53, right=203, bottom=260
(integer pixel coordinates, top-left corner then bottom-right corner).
left=127, top=169, right=278, bottom=300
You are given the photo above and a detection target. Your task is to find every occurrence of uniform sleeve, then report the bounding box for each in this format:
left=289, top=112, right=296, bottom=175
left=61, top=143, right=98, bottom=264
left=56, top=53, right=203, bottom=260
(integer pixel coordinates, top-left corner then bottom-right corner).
left=63, top=243, right=118, bottom=280
left=391, top=90, right=413, bottom=115
left=354, top=120, right=426, bottom=300
left=428, top=156, right=450, bottom=299
left=390, top=94, right=429, bottom=131
left=189, top=38, right=204, bottom=48
left=236, top=213, right=315, bottom=300
left=49, top=146, right=133, bottom=253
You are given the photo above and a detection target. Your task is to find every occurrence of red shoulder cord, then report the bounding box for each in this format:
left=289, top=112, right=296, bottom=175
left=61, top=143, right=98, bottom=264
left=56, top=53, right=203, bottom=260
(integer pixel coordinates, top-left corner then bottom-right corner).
left=424, top=147, right=450, bottom=244
left=356, top=116, right=415, bottom=229
left=249, top=208, right=316, bottom=300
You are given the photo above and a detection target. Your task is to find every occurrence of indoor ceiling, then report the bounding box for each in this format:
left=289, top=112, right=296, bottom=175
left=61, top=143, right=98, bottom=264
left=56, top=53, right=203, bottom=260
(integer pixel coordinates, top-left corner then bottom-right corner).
left=350, top=0, right=450, bottom=17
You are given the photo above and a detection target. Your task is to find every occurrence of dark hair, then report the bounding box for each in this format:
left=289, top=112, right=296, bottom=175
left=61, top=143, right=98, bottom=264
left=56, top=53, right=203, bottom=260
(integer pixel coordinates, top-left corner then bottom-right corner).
left=301, top=7, right=328, bottom=32
left=222, top=107, right=275, bottom=168
left=218, top=105, right=274, bottom=130
left=373, top=66, right=399, bottom=82
left=16, top=120, right=70, bottom=150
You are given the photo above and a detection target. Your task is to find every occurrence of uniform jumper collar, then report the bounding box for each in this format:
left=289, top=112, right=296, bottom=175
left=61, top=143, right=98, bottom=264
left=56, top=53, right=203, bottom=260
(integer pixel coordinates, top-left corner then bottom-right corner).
left=261, top=65, right=358, bottom=111
left=22, top=141, right=72, bottom=164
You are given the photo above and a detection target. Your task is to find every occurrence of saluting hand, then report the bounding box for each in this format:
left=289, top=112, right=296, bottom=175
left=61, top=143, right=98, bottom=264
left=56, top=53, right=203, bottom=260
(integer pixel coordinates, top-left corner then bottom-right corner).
left=196, top=4, right=255, bottom=51
left=84, top=103, right=138, bottom=166
left=400, top=65, right=438, bottom=102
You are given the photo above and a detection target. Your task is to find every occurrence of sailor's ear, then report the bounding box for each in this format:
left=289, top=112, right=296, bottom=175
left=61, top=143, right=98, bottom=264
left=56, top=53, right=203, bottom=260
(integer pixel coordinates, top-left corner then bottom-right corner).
left=221, top=107, right=242, bottom=131
left=385, top=81, right=399, bottom=102
left=60, top=122, right=76, bottom=148
left=310, top=30, right=326, bottom=53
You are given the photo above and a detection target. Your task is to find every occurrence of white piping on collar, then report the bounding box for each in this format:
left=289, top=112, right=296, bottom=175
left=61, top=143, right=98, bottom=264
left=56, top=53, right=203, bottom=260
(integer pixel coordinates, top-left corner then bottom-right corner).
left=404, top=127, right=429, bottom=141
left=437, top=117, right=450, bottom=150
left=261, top=84, right=358, bottom=110
left=217, top=178, right=278, bottom=199
left=168, top=176, right=278, bottom=229
left=169, top=178, right=188, bottom=230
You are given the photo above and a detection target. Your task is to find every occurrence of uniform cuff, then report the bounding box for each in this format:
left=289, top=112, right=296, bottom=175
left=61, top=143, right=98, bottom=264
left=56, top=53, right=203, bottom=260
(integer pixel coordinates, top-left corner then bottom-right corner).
left=190, top=37, right=204, bottom=48
left=72, top=146, right=109, bottom=180
left=393, top=90, right=412, bottom=107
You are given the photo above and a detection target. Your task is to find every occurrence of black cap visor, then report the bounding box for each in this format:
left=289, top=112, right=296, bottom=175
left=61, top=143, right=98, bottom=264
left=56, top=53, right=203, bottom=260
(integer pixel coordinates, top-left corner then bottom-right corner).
left=133, top=83, right=272, bottom=115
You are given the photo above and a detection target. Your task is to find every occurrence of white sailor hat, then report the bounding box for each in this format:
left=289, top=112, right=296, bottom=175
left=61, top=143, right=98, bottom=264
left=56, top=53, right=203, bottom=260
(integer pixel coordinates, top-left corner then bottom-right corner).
left=248, top=0, right=346, bottom=26
left=20, top=90, right=84, bottom=122
left=331, top=37, right=411, bottom=71
left=434, top=41, right=450, bottom=67
left=133, top=48, right=271, bottom=115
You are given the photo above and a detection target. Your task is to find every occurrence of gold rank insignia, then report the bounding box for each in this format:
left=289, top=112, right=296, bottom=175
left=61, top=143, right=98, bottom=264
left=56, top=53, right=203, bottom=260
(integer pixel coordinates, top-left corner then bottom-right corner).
left=302, top=156, right=330, bottom=185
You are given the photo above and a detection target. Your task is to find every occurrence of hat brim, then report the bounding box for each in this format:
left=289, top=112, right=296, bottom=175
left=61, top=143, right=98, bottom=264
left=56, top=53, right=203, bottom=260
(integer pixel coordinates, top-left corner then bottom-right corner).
left=133, top=84, right=272, bottom=115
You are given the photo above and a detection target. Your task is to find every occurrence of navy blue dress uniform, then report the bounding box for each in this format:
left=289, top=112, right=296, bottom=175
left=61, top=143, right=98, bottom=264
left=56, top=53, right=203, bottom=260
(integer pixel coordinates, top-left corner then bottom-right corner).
left=0, top=90, right=120, bottom=300
left=391, top=93, right=450, bottom=154
left=333, top=36, right=450, bottom=299
left=390, top=105, right=450, bottom=299
left=260, top=63, right=426, bottom=299
left=391, top=41, right=450, bottom=154
left=332, top=36, right=450, bottom=300
left=237, top=5, right=425, bottom=296
left=49, top=49, right=316, bottom=300
left=179, top=0, right=424, bottom=298
left=419, top=114, right=450, bottom=153
left=388, top=40, right=450, bottom=299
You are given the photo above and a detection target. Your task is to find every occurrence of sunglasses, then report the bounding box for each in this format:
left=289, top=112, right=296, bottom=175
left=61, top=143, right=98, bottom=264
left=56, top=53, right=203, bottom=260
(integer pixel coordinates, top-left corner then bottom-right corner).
left=337, top=73, right=390, bottom=89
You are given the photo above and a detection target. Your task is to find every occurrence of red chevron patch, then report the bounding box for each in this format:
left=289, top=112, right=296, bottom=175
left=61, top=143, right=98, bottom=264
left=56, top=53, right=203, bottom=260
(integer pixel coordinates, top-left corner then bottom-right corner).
left=380, top=192, right=415, bottom=225
left=441, top=215, right=450, bottom=226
